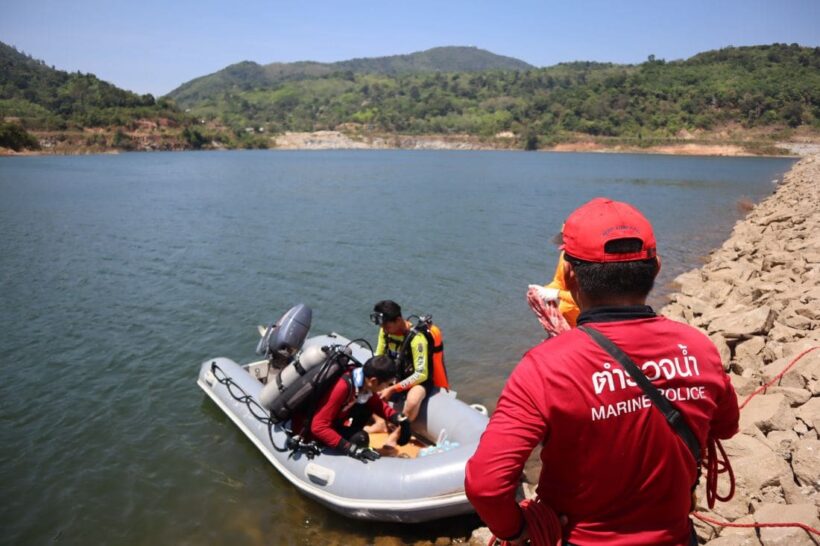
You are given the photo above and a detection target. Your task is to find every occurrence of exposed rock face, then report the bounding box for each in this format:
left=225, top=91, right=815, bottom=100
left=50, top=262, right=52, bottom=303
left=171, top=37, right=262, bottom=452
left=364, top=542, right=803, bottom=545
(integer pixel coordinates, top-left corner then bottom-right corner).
left=662, top=154, right=820, bottom=545
left=272, top=131, right=500, bottom=150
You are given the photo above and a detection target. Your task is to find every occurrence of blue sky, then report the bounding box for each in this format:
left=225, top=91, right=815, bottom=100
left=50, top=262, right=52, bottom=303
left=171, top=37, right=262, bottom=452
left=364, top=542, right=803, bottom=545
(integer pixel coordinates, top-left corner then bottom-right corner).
left=1, top=0, right=818, bottom=97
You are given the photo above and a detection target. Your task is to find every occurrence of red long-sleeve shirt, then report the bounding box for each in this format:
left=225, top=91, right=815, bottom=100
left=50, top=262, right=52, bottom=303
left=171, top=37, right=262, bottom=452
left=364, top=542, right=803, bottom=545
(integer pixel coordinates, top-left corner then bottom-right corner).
left=292, top=373, right=397, bottom=449
left=465, top=307, right=739, bottom=545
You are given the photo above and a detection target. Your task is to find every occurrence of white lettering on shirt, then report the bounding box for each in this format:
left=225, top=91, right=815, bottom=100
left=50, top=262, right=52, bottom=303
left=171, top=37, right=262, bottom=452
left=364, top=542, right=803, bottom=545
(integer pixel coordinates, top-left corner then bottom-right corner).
left=591, top=343, right=701, bottom=395
left=591, top=386, right=707, bottom=421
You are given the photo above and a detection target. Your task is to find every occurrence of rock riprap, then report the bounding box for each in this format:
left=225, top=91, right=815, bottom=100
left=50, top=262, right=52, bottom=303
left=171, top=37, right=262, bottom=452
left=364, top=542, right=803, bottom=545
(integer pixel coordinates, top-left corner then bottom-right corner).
left=663, top=154, right=819, bottom=546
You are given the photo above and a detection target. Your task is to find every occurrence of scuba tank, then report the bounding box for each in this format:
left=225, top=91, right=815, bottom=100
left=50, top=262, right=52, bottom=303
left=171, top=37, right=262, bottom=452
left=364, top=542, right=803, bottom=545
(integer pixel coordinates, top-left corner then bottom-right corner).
left=259, top=344, right=354, bottom=424
left=394, top=314, right=449, bottom=391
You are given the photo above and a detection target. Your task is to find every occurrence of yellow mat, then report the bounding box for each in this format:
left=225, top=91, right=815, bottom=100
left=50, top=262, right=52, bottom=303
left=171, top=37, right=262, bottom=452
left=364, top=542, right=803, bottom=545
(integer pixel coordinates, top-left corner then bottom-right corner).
left=369, top=431, right=426, bottom=459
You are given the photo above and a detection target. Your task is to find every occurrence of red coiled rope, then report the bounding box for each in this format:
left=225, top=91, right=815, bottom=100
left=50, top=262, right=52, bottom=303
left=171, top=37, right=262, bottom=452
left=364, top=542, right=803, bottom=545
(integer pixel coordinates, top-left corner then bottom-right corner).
left=487, top=498, right=562, bottom=546
left=704, top=436, right=735, bottom=508
left=694, top=345, right=820, bottom=537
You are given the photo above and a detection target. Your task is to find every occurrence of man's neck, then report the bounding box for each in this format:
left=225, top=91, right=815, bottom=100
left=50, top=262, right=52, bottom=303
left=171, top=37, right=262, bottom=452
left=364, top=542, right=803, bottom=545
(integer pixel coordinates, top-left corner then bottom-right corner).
left=581, top=296, right=648, bottom=309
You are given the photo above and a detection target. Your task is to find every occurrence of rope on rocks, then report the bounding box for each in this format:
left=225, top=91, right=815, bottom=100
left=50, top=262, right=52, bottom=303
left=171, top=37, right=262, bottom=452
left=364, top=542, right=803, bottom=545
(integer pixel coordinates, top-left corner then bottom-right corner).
left=738, top=345, right=819, bottom=410
left=694, top=345, right=820, bottom=537
left=692, top=512, right=820, bottom=537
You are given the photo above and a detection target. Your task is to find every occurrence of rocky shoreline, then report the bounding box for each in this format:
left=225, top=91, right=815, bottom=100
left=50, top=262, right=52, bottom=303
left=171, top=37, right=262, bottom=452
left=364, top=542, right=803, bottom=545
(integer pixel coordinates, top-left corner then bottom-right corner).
left=662, top=153, right=820, bottom=545
left=466, top=154, right=819, bottom=546
left=272, top=131, right=814, bottom=157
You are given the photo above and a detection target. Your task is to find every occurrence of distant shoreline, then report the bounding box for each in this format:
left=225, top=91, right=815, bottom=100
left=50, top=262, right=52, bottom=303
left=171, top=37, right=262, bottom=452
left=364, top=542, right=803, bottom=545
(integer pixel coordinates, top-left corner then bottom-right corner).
left=269, top=130, right=817, bottom=157
left=3, top=130, right=819, bottom=158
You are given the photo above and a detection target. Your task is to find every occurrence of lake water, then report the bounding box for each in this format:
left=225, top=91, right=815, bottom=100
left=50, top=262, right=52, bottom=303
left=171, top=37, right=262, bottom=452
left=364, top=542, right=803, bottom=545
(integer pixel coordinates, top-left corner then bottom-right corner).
left=0, top=150, right=796, bottom=545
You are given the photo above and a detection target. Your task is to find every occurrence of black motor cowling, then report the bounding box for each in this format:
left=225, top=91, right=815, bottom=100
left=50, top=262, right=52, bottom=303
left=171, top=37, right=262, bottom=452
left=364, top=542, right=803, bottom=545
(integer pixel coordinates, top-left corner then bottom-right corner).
left=256, top=304, right=312, bottom=360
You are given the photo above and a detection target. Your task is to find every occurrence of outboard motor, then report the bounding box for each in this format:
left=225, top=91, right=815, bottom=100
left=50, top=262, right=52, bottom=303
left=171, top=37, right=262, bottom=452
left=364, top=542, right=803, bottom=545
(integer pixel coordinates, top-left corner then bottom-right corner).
left=256, top=304, right=312, bottom=367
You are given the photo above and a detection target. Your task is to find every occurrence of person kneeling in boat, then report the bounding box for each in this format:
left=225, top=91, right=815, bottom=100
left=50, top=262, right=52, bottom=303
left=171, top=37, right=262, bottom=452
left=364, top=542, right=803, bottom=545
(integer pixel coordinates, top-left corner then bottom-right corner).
left=293, top=355, right=411, bottom=461
left=369, top=300, right=449, bottom=444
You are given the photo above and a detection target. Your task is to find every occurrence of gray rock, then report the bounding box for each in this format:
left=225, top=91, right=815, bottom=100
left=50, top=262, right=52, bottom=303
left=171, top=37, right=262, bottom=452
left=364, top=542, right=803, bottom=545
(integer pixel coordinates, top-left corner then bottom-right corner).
left=717, top=445, right=791, bottom=521
left=770, top=386, right=813, bottom=407
left=711, top=333, right=733, bottom=370
left=761, top=357, right=808, bottom=390
left=733, top=336, right=769, bottom=374
left=791, top=302, right=819, bottom=321
left=709, top=306, right=776, bottom=338
left=754, top=212, right=792, bottom=227
left=791, top=439, right=820, bottom=491
left=764, top=430, right=799, bottom=460
left=739, top=394, right=796, bottom=434
left=731, top=374, right=761, bottom=397
left=674, top=269, right=703, bottom=297
left=660, top=302, right=686, bottom=321
left=704, top=535, right=761, bottom=546
left=754, top=502, right=820, bottom=546
left=766, top=345, right=820, bottom=395
left=468, top=527, right=494, bottom=546
left=768, top=321, right=804, bottom=343
left=735, top=336, right=767, bottom=361
left=781, top=476, right=819, bottom=506
left=795, top=398, right=820, bottom=432
left=793, top=419, right=811, bottom=438
left=780, top=303, right=815, bottom=330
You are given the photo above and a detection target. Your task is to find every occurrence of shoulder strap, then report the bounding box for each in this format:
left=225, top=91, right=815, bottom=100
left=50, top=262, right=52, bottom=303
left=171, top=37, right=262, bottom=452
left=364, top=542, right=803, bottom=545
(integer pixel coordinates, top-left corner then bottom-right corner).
left=578, top=325, right=701, bottom=464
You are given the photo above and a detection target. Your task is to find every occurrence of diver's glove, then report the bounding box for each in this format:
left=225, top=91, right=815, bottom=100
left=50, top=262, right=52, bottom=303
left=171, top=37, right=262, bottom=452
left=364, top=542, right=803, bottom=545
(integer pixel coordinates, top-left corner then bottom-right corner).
left=346, top=443, right=380, bottom=462
left=390, top=413, right=412, bottom=446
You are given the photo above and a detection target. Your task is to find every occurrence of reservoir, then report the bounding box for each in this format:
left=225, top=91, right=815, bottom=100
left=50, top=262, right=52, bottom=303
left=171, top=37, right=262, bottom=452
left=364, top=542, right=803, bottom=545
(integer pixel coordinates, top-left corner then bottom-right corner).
left=0, top=150, right=796, bottom=544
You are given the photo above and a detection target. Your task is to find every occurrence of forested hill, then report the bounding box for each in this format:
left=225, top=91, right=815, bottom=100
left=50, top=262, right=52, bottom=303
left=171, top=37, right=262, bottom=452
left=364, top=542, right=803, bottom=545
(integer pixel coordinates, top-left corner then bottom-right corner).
left=170, top=44, right=820, bottom=143
left=166, top=46, right=534, bottom=107
left=0, top=41, right=185, bottom=130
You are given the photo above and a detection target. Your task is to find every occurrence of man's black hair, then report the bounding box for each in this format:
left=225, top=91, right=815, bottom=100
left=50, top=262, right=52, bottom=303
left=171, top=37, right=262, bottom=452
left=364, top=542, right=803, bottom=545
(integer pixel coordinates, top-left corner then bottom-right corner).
left=373, top=300, right=402, bottom=322
left=565, top=239, right=658, bottom=301
left=363, top=355, right=397, bottom=382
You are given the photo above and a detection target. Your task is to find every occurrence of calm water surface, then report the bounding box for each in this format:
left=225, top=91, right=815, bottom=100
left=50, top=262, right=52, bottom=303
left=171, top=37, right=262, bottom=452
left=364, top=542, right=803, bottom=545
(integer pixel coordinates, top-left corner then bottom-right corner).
left=0, top=150, right=795, bottom=545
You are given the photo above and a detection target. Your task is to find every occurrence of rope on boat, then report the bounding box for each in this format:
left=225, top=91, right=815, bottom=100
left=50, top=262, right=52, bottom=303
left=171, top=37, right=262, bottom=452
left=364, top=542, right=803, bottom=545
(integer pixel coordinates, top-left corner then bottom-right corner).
left=210, top=362, right=308, bottom=455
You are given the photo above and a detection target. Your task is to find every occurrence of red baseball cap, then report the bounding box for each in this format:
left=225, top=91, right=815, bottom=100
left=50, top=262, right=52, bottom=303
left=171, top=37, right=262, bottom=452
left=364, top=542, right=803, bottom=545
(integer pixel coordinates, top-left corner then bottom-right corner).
left=561, top=197, right=657, bottom=262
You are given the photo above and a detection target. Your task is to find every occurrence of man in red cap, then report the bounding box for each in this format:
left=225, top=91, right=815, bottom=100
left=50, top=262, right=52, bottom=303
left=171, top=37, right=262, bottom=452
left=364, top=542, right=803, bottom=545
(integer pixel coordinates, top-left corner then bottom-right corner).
left=465, top=198, right=739, bottom=545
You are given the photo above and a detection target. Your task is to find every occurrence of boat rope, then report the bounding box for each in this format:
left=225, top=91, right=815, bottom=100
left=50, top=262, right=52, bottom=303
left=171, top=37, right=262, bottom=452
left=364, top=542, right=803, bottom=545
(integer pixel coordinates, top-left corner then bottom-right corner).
left=210, top=362, right=320, bottom=457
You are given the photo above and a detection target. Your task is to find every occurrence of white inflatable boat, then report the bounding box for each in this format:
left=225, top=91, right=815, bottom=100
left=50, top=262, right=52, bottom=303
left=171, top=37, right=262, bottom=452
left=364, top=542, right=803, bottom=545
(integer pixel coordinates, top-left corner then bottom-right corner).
left=196, top=310, right=489, bottom=522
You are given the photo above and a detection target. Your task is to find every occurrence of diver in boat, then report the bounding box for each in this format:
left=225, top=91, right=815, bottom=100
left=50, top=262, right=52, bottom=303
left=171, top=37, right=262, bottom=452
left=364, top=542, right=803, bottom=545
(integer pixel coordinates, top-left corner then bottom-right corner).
left=292, top=355, right=410, bottom=461
left=370, top=300, right=449, bottom=437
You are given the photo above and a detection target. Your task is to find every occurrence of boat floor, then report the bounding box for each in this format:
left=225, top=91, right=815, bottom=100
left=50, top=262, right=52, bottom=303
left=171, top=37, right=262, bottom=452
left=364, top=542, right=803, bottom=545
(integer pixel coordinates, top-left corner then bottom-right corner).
left=369, top=432, right=426, bottom=459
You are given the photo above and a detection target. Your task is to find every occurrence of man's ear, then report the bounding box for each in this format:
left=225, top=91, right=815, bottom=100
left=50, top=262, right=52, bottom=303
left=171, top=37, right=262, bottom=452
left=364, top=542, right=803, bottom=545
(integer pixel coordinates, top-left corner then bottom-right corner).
left=562, top=258, right=577, bottom=291
left=654, top=255, right=662, bottom=277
